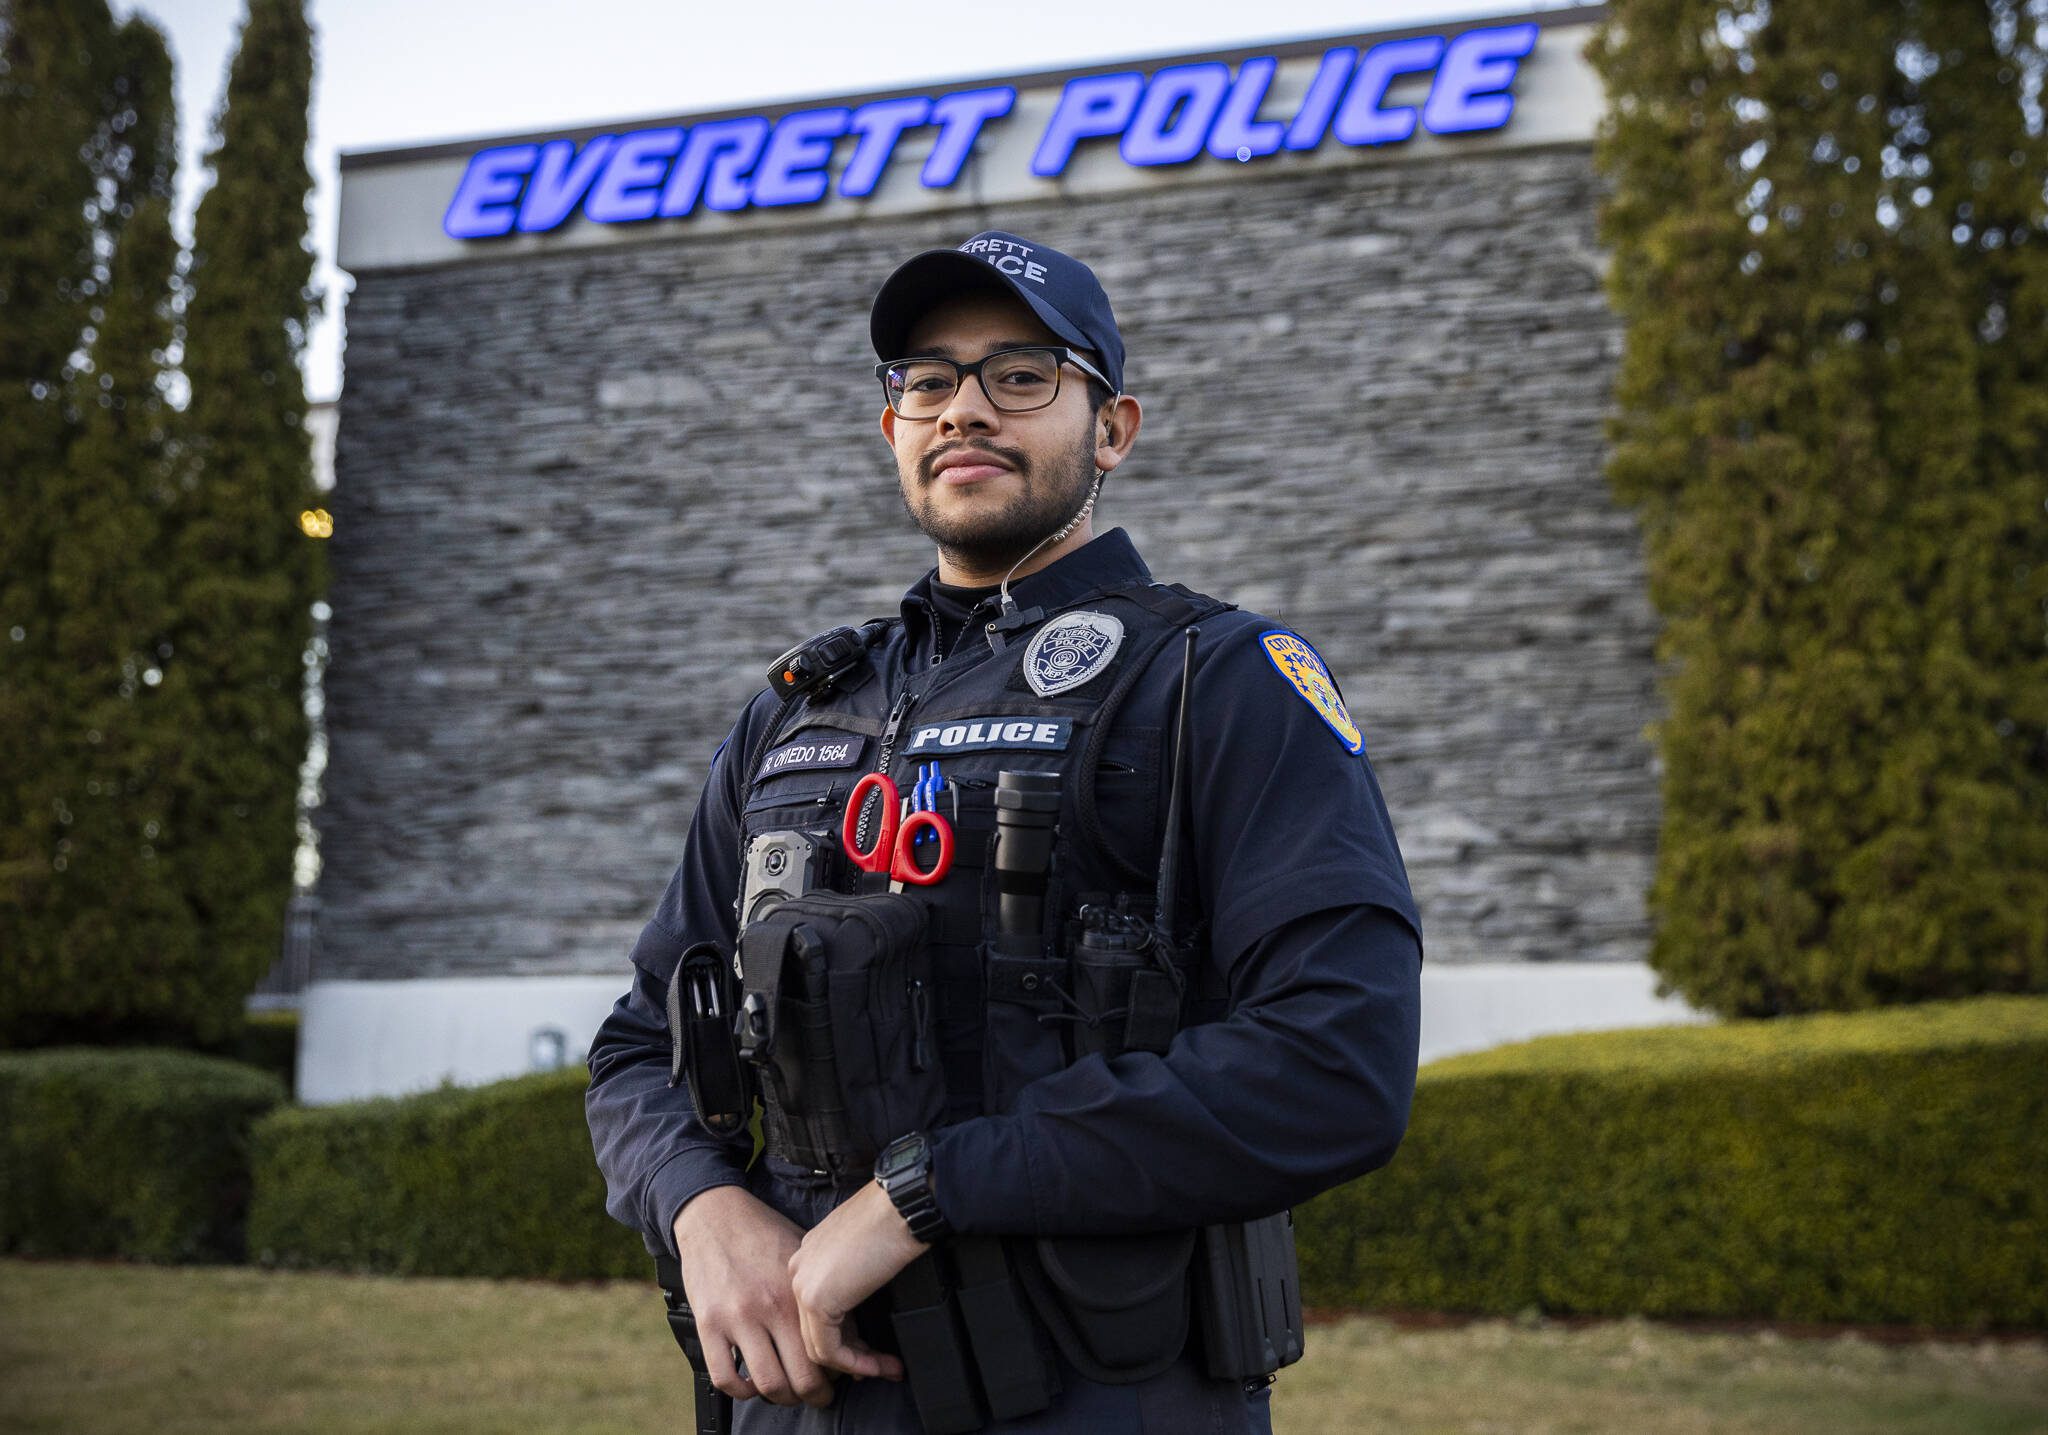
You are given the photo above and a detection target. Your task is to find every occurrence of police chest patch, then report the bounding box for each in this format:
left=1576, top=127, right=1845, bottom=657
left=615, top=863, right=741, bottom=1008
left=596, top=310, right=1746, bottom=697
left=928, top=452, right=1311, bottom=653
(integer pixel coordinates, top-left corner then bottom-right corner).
left=757, top=734, right=866, bottom=780
left=904, top=717, right=1072, bottom=756
left=1023, top=611, right=1125, bottom=697
left=1260, top=630, right=1364, bottom=755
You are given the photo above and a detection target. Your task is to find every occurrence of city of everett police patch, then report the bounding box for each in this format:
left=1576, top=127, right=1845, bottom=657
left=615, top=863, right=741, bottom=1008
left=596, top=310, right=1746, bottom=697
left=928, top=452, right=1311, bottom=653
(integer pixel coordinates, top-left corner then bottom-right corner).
left=1259, top=630, right=1364, bottom=754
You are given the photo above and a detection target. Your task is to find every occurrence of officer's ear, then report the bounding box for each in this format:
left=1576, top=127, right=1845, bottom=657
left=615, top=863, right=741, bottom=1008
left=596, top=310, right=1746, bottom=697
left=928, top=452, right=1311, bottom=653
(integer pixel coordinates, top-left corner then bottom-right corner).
left=1095, top=393, right=1141, bottom=475
left=880, top=405, right=899, bottom=447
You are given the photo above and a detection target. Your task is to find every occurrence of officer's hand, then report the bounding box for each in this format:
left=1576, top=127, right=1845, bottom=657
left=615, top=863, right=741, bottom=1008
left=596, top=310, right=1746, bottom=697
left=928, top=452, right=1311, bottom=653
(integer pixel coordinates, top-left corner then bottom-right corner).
left=788, top=1181, right=920, bottom=1382
left=671, top=1185, right=837, bottom=1408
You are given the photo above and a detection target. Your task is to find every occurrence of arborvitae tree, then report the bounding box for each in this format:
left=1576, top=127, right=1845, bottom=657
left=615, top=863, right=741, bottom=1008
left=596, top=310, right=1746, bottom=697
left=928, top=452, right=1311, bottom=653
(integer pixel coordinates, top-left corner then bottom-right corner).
left=160, top=0, right=322, bottom=1045
left=0, top=3, right=106, bottom=481
left=1910, top=4, right=2048, bottom=992
left=8, top=13, right=210, bottom=1046
left=1593, top=0, right=2048, bottom=1016
left=0, top=0, right=142, bottom=1041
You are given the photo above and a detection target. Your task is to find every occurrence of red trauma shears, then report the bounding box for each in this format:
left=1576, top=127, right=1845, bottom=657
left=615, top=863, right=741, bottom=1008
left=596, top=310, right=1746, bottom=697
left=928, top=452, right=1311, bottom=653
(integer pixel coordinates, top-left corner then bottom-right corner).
left=841, top=771, right=955, bottom=888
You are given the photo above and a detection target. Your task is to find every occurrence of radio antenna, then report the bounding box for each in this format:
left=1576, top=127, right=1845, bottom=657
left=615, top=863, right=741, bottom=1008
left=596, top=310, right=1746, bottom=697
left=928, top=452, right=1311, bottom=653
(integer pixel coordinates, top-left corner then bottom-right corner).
left=1153, top=626, right=1199, bottom=954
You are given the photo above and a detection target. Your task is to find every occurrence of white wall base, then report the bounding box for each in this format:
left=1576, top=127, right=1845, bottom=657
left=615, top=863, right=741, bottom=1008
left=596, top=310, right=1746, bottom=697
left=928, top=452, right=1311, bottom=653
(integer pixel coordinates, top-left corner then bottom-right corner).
left=1416, top=961, right=1708, bottom=1066
left=295, top=976, right=631, bottom=1106
left=293, top=962, right=1708, bottom=1106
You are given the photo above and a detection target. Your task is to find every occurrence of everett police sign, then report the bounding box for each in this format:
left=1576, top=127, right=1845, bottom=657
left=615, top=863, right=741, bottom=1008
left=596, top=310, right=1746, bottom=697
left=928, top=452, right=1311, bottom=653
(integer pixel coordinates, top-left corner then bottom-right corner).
left=444, top=23, right=1539, bottom=240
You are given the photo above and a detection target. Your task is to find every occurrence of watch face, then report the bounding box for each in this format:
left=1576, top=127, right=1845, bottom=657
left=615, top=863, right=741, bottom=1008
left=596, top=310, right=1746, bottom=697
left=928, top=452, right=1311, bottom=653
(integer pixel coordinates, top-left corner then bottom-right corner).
left=878, top=1133, right=927, bottom=1178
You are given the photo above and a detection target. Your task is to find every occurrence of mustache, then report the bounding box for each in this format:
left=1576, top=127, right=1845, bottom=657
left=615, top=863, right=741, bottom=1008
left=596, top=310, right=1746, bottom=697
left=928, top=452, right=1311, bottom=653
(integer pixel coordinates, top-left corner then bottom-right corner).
left=918, top=440, right=1030, bottom=485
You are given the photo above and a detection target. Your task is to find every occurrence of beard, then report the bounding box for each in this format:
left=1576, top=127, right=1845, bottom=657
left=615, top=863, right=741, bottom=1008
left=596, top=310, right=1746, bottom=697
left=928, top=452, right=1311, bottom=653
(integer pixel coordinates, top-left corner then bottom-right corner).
left=901, top=425, right=1099, bottom=575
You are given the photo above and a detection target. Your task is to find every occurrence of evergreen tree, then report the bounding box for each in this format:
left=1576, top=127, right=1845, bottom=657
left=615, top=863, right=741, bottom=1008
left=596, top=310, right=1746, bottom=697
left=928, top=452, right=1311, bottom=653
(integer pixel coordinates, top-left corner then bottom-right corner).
left=12, top=12, right=208, bottom=1045
left=0, top=0, right=142, bottom=1040
left=0, top=3, right=106, bottom=472
left=1, top=2, right=113, bottom=900
left=1592, top=0, right=2048, bottom=1016
left=161, top=0, right=322, bottom=1045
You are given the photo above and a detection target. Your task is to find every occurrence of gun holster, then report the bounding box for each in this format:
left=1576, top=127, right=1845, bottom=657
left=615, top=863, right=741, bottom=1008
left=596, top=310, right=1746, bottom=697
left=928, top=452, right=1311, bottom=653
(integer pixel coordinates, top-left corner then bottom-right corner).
left=1194, top=1211, right=1305, bottom=1382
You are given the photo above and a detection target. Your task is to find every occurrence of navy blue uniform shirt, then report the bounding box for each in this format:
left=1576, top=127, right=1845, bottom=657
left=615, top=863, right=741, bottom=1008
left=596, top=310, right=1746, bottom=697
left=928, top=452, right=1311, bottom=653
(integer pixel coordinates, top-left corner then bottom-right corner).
left=586, top=528, right=1423, bottom=1257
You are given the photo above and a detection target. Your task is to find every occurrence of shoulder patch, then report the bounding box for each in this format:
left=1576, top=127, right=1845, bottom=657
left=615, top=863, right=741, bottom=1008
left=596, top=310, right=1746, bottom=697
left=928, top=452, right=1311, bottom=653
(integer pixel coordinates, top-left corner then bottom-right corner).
left=1023, top=610, right=1125, bottom=697
left=1259, top=630, right=1363, bottom=755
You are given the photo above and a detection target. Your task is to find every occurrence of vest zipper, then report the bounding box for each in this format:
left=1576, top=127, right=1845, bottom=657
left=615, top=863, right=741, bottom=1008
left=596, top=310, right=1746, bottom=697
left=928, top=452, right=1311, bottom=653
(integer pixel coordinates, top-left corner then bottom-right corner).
left=854, top=687, right=919, bottom=853
left=876, top=687, right=915, bottom=775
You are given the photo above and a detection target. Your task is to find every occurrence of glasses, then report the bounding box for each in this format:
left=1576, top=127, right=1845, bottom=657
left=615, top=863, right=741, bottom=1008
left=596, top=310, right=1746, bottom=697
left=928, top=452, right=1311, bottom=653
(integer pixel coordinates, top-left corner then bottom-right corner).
left=875, top=346, right=1113, bottom=420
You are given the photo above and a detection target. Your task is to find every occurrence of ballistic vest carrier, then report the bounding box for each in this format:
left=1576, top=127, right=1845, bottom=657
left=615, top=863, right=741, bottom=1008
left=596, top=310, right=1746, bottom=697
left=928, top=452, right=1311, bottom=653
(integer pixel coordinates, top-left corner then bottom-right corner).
left=735, top=578, right=1234, bottom=1129
left=703, top=575, right=1304, bottom=1430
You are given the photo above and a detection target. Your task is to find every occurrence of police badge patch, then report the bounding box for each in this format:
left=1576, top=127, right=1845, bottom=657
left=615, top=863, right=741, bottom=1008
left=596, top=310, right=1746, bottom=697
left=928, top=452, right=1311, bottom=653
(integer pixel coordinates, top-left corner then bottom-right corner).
left=1259, top=630, right=1364, bottom=754
left=1023, top=611, right=1125, bottom=697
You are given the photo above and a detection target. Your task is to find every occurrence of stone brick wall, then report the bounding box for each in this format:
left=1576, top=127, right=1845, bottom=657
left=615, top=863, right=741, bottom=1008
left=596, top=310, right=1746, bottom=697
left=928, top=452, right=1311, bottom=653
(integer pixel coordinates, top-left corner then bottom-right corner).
left=317, top=142, right=1657, bottom=981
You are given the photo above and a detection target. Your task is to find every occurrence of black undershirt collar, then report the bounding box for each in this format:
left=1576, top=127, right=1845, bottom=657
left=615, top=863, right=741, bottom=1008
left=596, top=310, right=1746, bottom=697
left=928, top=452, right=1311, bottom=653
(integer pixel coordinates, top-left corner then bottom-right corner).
left=927, top=579, right=1001, bottom=663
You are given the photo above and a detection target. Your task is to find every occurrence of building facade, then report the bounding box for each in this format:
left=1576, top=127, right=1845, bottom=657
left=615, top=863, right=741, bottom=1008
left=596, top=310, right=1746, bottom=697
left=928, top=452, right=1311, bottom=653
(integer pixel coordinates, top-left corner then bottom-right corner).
left=310, top=5, right=1703, bottom=1103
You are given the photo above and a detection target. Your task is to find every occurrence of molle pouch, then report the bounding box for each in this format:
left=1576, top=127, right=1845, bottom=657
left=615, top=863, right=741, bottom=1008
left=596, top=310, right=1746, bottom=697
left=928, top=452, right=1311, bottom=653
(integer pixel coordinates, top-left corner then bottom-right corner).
left=1014, top=1229, right=1198, bottom=1384
left=747, top=889, right=940, bottom=1161
left=1067, top=899, right=1185, bottom=1063
left=981, top=943, right=1071, bottom=1116
left=738, top=909, right=855, bottom=1176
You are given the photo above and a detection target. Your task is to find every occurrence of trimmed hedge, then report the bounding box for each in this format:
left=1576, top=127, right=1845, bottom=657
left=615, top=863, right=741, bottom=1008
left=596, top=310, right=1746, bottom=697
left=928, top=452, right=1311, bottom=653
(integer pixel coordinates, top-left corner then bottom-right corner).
left=0, top=1047, right=285, bottom=1261
left=1297, top=994, right=2048, bottom=1328
left=248, top=1067, right=647, bottom=1279
left=243, top=997, right=2045, bottom=1328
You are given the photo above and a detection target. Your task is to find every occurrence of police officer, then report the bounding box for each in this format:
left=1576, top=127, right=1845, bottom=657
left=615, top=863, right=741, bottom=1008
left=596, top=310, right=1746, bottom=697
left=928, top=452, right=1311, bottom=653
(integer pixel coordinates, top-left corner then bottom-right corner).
left=586, top=231, right=1423, bottom=1432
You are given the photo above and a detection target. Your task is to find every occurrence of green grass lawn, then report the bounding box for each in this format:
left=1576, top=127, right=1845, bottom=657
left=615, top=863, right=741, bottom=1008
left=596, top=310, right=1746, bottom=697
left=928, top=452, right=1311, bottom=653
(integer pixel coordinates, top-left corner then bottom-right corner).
left=2, top=1260, right=2044, bottom=1434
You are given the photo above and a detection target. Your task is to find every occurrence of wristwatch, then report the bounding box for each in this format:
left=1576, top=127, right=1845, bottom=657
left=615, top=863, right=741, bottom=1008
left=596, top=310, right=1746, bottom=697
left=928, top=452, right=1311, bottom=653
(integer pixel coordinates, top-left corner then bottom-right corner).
left=874, top=1131, right=950, bottom=1244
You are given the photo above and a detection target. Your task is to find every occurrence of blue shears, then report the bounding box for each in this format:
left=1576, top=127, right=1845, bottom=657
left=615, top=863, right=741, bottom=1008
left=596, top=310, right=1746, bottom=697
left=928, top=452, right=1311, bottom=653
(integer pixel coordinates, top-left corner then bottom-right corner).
left=908, top=761, right=953, bottom=847
left=842, top=768, right=955, bottom=888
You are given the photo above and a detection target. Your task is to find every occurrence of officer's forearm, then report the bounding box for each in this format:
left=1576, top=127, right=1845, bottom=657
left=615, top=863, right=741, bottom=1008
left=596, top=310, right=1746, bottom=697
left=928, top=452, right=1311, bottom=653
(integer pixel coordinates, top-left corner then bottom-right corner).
left=928, top=903, right=1422, bottom=1237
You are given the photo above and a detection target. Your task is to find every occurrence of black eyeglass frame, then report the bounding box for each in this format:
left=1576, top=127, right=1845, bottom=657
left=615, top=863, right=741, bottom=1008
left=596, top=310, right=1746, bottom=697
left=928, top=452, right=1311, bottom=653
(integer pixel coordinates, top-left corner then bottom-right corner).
left=873, top=345, right=1117, bottom=419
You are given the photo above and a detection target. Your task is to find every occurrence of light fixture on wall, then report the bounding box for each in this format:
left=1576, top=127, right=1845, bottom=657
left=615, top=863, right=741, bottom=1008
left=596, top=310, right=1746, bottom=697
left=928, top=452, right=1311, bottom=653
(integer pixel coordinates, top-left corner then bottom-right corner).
left=529, top=1026, right=568, bottom=1072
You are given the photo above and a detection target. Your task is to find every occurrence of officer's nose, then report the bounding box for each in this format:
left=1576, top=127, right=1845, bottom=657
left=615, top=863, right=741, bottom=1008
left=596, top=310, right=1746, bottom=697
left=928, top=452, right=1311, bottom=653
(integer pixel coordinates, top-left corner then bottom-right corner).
left=934, top=373, right=999, bottom=438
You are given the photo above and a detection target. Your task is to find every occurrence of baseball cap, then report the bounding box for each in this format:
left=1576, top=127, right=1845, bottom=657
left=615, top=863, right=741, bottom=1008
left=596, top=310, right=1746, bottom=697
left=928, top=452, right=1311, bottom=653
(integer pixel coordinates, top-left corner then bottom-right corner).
left=870, top=231, right=1125, bottom=394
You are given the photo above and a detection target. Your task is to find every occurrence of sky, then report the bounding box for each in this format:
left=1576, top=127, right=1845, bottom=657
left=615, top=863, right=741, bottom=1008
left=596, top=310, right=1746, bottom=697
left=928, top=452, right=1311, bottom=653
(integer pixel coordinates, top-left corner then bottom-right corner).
left=117, top=0, right=1581, bottom=402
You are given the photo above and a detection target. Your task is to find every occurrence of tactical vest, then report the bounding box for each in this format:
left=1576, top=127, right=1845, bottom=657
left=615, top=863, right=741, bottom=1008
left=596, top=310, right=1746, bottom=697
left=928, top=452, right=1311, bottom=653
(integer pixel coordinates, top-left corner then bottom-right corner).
left=686, top=576, right=1307, bottom=1422
left=735, top=577, right=1233, bottom=1139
